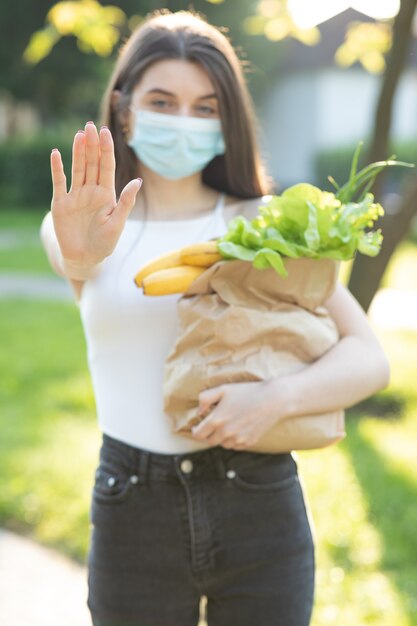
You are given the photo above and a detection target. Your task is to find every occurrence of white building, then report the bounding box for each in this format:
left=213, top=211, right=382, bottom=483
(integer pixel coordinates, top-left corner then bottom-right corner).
left=260, top=8, right=417, bottom=188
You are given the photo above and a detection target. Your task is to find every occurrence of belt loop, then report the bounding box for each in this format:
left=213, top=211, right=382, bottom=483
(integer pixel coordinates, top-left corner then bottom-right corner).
left=137, top=450, right=150, bottom=485
left=211, top=448, right=227, bottom=480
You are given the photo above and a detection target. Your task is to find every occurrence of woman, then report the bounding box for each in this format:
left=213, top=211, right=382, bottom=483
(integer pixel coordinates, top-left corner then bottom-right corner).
left=40, top=9, right=390, bottom=626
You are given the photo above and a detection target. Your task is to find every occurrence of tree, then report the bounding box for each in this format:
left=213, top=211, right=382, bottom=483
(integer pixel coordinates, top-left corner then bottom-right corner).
left=14, top=0, right=277, bottom=121
left=243, top=0, right=417, bottom=311
left=20, top=0, right=417, bottom=310
left=0, top=0, right=118, bottom=122
left=347, top=0, right=417, bottom=311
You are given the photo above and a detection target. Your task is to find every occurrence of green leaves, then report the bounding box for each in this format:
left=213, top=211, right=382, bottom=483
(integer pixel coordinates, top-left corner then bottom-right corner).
left=216, top=186, right=385, bottom=277
left=216, top=241, right=257, bottom=261
left=253, top=248, right=288, bottom=276
left=331, top=141, right=415, bottom=204
left=216, top=144, right=414, bottom=277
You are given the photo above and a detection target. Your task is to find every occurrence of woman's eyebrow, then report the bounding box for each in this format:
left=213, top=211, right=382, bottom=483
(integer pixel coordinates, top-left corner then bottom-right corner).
left=198, top=93, right=217, bottom=100
left=145, top=89, right=175, bottom=97
left=145, top=88, right=217, bottom=100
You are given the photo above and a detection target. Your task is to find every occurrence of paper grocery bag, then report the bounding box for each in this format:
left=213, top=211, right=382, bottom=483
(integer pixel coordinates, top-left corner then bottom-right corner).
left=163, top=257, right=346, bottom=454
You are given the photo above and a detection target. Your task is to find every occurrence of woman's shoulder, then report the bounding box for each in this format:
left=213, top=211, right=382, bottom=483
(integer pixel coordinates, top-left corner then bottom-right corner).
left=223, top=193, right=272, bottom=222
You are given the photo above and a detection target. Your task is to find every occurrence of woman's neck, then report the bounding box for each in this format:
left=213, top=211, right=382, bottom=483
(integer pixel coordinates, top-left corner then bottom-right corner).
left=130, top=165, right=220, bottom=220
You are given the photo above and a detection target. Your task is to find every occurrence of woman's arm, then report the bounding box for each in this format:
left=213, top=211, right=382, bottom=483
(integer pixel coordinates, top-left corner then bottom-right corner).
left=40, top=211, right=106, bottom=302
left=193, top=280, right=390, bottom=447
left=263, top=281, right=391, bottom=418
left=44, top=124, right=142, bottom=294
left=192, top=191, right=391, bottom=448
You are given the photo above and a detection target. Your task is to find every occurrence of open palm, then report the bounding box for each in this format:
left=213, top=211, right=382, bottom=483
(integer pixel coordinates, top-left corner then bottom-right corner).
left=50, top=121, right=142, bottom=267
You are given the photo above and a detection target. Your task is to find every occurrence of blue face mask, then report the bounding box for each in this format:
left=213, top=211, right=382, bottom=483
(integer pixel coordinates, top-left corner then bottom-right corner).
left=127, top=108, right=226, bottom=180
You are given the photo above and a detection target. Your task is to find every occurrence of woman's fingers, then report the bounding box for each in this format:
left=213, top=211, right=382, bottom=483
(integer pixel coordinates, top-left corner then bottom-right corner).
left=70, top=130, right=86, bottom=191
left=98, top=127, right=116, bottom=190
left=50, top=149, right=67, bottom=201
left=84, top=121, right=100, bottom=185
left=112, top=178, right=143, bottom=225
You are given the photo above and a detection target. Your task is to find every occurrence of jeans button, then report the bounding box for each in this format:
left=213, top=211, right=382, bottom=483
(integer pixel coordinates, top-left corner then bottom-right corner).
left=107, top=476, right=116, bottom=487
left=226, top=469, right=236, bottom=479
left=130, top=475, right=139, bottom=484
left=180, top=459, right=193, bottom=473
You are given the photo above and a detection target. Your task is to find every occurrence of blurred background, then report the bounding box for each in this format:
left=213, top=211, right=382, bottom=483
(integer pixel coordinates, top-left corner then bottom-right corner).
left=0, top=1, right=416, bottom=625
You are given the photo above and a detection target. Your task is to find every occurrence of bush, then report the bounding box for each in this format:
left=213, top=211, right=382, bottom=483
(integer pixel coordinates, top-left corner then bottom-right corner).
left=0, top=129, right=74, bottom=210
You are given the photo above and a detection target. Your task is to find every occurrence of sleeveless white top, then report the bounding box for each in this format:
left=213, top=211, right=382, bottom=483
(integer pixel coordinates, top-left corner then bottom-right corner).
left=78, top=191, right=232, bottom=453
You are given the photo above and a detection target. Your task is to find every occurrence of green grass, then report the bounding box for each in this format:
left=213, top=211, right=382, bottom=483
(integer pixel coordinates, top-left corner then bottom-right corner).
left=1, top=208, right=417, bottom=623
left=0, top=243, right=55, bottom=273
left=0, top=208, right=54, bottom=274
left=0, top=206, right=48, bottom=229
left=0, top=299, right=100, bottom=562
left=298, top=328, right=417, bottom=625
left=0, top=297, right=416, bottom=624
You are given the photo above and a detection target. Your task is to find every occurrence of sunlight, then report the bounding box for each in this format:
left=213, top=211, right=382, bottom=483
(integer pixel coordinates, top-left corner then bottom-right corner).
left=288, top=0, right=400, bottom=29
left=351, top=0, right=400, bottom=20
left=297, top=445, right=412, bottom=626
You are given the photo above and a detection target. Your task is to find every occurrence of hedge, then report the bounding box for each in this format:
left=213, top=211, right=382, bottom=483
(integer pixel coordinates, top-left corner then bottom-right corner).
left=0, top=131, right=73, bottom=209
left=1, top=132, right=417, bottom=211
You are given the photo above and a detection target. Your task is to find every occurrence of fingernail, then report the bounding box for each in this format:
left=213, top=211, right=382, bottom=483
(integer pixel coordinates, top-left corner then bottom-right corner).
left=77, top=129, right=85, bottom=134
left=137, top=177, right=143, bottom=184
left=51, top=148, right=59, bottom=152
left=100, top=125, right=108, bottom=130
left=85, top=121, right=95, bottom=125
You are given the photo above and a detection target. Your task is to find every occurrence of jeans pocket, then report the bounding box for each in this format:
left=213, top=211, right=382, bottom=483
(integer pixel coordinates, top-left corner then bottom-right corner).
left=232, top=471, right=299, bottom=493
left=92, top=461, right=137, bottom=504
left=228, top=453, right=299, bottom=493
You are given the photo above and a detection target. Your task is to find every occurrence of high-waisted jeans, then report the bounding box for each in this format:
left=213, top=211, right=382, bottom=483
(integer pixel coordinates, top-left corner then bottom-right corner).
left=86, top=432, right=316, bottom=626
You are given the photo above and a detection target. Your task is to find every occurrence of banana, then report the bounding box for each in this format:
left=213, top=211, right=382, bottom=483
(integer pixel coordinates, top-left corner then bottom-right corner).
left=142, top=265, right=207, bottom=296
left=134, top=249, right=184, bottom=288
left=134, top=240, right=223, bottom=288
left=179, top=240, right=222, bottom=267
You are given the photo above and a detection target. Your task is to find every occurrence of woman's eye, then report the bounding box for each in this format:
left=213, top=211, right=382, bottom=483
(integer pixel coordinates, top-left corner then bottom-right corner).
left=197, top=106, right=215, bottom=115
left=151, top=100, right=170, bottom=108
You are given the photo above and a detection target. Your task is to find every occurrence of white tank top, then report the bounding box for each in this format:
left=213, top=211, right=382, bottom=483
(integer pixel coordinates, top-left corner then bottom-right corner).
left=78, top=191, right=231, bottom=453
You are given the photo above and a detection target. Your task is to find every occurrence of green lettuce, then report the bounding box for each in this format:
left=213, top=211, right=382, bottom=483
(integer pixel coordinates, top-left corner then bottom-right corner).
left=216, top=144, right=414, bottom=278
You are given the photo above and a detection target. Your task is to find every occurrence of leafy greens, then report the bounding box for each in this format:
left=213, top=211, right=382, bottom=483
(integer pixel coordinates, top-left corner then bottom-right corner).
left=216, top=143, right=414, bottom=277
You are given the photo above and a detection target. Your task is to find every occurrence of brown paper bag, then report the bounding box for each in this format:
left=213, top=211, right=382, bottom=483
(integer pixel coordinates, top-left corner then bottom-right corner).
left=163, top=257, right=346, bottom=454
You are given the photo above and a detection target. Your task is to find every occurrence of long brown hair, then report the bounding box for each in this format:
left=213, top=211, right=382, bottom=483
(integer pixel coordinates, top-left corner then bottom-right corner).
left=100, top=8, right=273, bottom=199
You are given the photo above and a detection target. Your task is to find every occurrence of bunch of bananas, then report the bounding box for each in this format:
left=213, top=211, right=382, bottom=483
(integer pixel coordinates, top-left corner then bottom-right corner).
left=134, top=241, right=223, bottom=296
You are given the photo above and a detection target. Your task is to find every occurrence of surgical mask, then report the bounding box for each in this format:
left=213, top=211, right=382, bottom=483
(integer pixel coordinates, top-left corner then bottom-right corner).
left=127, top=108, right=226, bottom=179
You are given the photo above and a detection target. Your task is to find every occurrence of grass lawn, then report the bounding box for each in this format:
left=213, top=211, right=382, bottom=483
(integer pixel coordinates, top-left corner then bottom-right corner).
left=0, top=206, right=48, bottom=229
left=0, top=299, right=99, bottom=560
left=299, top=329, right=417, bottom=625
left=0, top=207, right=54, bottom=274
left=0, top=297, right=416, bottom=625
left=1, top=207, right=417, bottom=624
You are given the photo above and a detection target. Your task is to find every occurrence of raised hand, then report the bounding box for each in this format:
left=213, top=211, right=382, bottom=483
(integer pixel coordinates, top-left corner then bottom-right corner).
left=50, top=121, right=142, bottom=270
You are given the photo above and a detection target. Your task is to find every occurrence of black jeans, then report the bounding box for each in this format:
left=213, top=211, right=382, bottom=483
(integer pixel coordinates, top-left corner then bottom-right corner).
left=87, top=432, right=315, bottom=626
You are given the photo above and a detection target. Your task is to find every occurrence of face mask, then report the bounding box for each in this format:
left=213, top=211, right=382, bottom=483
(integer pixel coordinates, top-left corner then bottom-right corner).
left=127, top=108, right=226, bottom=179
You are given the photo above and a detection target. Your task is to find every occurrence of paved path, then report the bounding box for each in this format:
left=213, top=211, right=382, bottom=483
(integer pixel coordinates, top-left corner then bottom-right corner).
left=0, top=273, right=72, bottom=300
left=0, top=528, right=207, bottom=626
left=0, top=528, right=91, bottom=626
